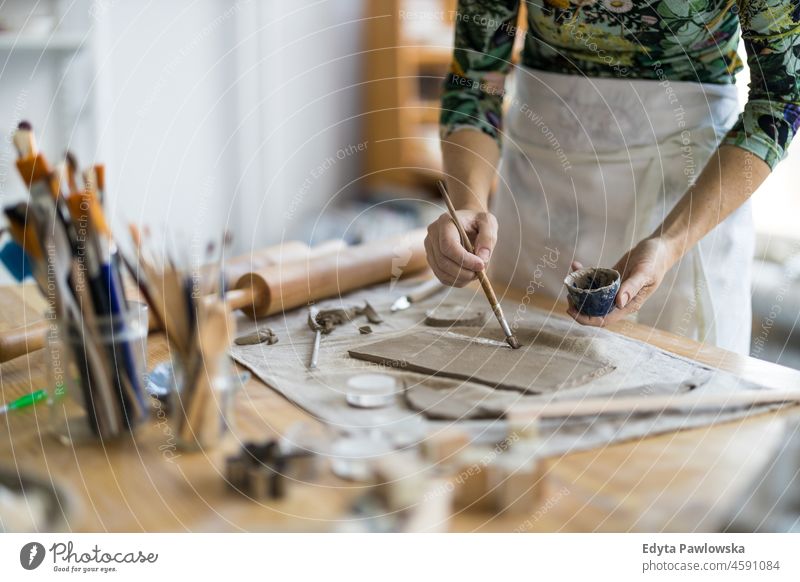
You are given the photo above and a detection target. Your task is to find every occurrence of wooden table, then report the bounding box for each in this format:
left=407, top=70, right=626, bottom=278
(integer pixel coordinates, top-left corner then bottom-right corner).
left=1, top=283, right=798, bottom=532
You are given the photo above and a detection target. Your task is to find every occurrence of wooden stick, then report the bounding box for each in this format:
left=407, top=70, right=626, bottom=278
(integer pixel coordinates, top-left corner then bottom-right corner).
left=508, top=389, right=800, bottom=421
left=436, top=181, right=520, bottom=349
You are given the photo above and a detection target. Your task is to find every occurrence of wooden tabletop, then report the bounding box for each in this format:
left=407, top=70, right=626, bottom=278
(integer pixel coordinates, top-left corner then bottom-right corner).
left=1, top=282, right=798, bottom=532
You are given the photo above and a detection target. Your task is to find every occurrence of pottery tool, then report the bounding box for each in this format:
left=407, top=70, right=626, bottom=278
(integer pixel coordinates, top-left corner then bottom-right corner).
left=436, top=181, right=520, bottom=349
left=390, top=278, right=445, bottom=312
left=0, top=389, right=48, bottom=415
left=307, top=305, right=322, bottom=369
left=228, top=229, right=427, bottom=319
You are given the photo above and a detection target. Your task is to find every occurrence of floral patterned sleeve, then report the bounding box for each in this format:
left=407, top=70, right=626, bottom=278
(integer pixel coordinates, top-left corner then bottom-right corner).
left=439, top=0, right=520, bottom=146
left=721, top=1, right=800, bottom=170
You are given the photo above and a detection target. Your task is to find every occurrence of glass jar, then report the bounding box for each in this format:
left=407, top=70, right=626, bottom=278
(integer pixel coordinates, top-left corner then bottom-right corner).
left=48, top=302, right=149, bottom=445
left=169, top=354, right=239, bottom=452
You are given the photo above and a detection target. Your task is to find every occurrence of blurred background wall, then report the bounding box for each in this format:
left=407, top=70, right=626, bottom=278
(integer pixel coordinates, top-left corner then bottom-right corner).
left=0, top=0, right=365, bottom=259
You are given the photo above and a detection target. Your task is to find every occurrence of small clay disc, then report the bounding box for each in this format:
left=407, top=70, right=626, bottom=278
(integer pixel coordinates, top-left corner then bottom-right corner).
left=424, top=305, right=487, bottom=328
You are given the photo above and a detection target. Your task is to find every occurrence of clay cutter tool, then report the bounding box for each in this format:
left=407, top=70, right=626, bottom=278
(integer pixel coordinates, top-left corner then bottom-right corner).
left=390, top=278, right=444, bottom=312
left=307, top=305, right=322, bottom=369
left=436, top=180, right=520, bottom=349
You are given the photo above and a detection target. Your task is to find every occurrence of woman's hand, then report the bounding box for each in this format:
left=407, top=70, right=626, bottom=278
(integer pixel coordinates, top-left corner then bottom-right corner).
left=424, top=209, right=498, bottom=287
left=567, top=236, right=676, bottom=327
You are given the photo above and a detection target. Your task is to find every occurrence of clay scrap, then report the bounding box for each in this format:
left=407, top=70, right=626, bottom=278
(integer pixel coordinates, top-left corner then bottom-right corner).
left=349, top=327, right=616, bottom=394
left=234, top=329, right=279, bottom=346
left=314, top=301, right=383, bottom=334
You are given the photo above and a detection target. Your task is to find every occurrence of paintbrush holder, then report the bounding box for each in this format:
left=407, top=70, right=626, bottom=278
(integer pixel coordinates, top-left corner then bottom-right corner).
left=169, top=354, right=239, bottom=452
left=48, top=302, right=149, bottom=445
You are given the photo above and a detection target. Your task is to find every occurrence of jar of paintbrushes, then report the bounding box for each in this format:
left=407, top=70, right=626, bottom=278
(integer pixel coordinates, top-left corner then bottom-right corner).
left=48, top=302, right=149, bottom=444
left=7, top=121, right=150, bottom=444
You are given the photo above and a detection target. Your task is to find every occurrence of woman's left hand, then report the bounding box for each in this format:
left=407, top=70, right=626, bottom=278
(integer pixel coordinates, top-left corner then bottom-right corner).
left=567, top=236, right=676, bottom=327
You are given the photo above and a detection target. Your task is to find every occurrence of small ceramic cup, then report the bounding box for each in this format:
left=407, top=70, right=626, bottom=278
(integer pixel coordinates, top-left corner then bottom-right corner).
left=564, top=267, right=621, bottom=317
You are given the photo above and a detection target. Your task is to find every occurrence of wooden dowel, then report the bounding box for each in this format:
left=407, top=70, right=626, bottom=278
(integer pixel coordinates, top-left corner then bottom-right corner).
left=509, top=389, right=800, bottom=421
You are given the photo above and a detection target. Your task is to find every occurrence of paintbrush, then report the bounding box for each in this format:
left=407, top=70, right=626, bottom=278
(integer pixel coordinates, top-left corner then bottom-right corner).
left=12, top=121, right=36, bottom=158
left=94, top=164, right=105, bottom=204
left=64, top=151, right=81, bottom=193
left=436, top=180, right=520, bottom=349
left=13, top=122, right=53, bottom=189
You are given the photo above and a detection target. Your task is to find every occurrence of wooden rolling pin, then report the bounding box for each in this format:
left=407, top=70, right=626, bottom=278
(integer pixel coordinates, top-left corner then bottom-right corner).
left=228, top=229, right=428, bottom=319
left=0, top=239, right=350, bottom=363
left=201, top=239, right=347, bottom=289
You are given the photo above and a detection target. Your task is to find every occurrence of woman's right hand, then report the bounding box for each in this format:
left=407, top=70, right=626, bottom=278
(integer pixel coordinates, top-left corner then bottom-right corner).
left=424, top=209, right=498, bottom=287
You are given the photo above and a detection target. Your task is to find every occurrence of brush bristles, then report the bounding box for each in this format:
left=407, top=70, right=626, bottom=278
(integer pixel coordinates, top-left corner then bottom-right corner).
left=506, top=335, right=521, bottom=350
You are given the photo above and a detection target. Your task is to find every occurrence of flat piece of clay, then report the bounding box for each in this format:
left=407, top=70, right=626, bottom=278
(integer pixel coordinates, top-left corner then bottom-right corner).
left=404, top=376, right=705, bottom=421
left=404, top=379, right=514, bottom=420
left=349, top=328, right=615, bottom=394
left=424, top=305, right=487, bottom=327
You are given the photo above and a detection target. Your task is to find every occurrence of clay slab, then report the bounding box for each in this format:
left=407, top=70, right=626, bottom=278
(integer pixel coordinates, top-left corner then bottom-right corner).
left=349, top=327, right=615, bottom=394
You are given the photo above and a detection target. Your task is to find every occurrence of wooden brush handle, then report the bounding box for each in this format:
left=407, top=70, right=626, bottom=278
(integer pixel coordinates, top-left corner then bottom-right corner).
left=15, top=154, right=53, bottom=187
left=475, top=271, right=500, bottom=309
left=0, top=320, right=48, bottom=363
left=439, top=184, right=476, bottom=254
left=437, top=181, right=502, bottom=311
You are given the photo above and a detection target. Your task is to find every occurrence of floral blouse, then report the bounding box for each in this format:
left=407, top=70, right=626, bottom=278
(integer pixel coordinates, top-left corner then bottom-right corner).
left=440, top=0, right=800, bottom=170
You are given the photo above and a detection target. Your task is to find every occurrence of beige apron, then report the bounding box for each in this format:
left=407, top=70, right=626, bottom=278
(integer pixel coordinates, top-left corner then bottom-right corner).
left=491, top=69, right=754, bottom=354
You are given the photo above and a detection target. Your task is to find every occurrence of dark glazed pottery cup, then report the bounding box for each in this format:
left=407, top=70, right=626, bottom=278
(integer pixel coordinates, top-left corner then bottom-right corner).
left=564, top=267, right=621, bottom=317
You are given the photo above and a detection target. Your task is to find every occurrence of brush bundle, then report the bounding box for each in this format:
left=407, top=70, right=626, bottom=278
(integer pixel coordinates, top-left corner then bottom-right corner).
left=7, top=122, right=147, bottom=440
left=132, top=231, right=237, bottom=450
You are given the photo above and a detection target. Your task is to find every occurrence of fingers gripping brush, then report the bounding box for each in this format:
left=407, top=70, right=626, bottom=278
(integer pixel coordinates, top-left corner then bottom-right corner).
left=436, top=180, right=520, bottom=350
